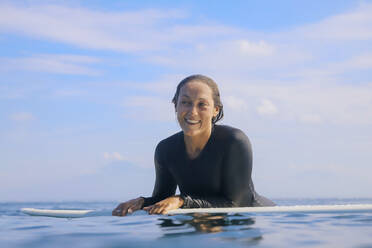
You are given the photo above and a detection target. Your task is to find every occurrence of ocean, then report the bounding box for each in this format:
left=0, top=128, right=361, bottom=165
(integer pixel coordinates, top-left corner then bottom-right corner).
left=1, top=199, right=372, bottom=248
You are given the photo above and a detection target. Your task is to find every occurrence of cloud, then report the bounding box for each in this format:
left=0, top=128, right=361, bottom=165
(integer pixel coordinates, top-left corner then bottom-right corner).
left=238, top=81, right=372, bottom=125
left=257, top=99, right=278, bottom=116
left=140, top=2, right=372, bottom=81
left=299, top=3, right=372, bottom=41
left=103, top=152, right=125, bottom=161
left=0, top=3, right=202, bottom=52
left=2, top=2, right=371, bottom=80
left=9, top=112, right=35, bottom=121
left=224, top=95, right=247, bottom=111
left=124, top=2, right=372, bottom=126
left=118, top=74, right=372, bottom=125
left=339, top=53, right=372, bottom=70
left=122, top=96, right=175, bottom=122
left=237, top=40, right=275, bottom=56
left=144, top=39, right=278, bottom=70
left=0, top=54, right=101, bottom=75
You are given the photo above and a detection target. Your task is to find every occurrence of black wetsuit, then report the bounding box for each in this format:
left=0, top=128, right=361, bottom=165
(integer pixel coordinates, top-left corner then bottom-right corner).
left=142, top=125, right=275, bottom=208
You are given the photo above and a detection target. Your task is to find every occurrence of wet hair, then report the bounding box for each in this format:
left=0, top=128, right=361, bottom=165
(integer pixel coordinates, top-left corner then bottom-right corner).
left=172, top=74, right=224, bottom=124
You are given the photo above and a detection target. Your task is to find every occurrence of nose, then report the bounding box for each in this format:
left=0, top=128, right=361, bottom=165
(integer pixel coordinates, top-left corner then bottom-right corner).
left=188, top=104, right=198, bottom=116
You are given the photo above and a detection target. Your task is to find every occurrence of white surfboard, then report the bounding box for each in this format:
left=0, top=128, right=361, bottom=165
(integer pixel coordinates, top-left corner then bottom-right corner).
left=168, top=204, right=372, bottom=215
left=21, top=204, right=372, bottom=218
left=21, top=208, right=95, bottom=218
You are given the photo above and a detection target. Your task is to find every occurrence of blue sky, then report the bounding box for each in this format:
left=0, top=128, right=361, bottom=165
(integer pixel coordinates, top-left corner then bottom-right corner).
left=1, top=0, right=372, bottom=201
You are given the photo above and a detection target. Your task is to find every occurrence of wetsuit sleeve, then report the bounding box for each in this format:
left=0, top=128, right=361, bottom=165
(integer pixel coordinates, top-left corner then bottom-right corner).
left=181, top=130, right=254, bottom=208
left=221, top=130, right=255, bottom=206
left=180, top=195, right=234, bottom=208
left=142, top=143, right=177, bottom=208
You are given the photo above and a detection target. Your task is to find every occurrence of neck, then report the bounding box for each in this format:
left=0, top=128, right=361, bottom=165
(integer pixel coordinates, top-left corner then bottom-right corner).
left=183, top=125, right=213, bottom=159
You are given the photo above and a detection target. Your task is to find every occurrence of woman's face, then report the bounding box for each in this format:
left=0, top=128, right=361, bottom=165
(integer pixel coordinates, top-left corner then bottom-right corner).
left=176, top=81, right=219, bottom=137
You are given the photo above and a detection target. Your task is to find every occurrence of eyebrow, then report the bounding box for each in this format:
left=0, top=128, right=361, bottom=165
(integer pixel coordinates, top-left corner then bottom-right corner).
left=180, top=94, right=208, bottom=101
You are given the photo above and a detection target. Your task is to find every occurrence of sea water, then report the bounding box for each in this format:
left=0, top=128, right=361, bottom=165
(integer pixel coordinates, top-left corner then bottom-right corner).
left=1, top=199, right=372, bottom=248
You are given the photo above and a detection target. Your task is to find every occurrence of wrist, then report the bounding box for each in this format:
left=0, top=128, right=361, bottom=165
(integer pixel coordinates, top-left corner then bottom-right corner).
left=177, top=195, right=185, bottom=208
left=138, top=197, right=145, bottom=209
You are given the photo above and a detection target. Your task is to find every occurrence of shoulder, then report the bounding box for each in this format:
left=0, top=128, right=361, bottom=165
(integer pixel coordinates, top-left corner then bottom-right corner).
left=214, top=125, right=251, bottom=145
left=155, top=131, right=183, bottom=155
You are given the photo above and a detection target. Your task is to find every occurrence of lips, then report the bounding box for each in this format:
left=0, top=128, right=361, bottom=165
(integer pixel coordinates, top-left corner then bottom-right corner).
left=184, top=118, right=201, bottom=125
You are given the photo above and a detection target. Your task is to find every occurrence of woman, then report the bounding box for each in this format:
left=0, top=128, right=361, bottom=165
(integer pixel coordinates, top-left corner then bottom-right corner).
left=113, top=75, right=275, bottom=216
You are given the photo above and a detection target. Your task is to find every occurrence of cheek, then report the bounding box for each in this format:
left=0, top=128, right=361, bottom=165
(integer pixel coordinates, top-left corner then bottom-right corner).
left=204, top=109, right=215, bottom=118
left=175, top=108, right=185, bottom=121
left=176, top=106, right=184, bottom=116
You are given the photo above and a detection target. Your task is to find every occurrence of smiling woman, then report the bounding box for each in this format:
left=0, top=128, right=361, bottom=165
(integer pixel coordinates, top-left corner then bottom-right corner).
left=113, top=75, right=275, bottom=216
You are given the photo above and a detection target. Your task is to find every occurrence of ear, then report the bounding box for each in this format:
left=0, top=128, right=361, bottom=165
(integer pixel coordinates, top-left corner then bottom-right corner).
left=213, top=106, right=219, bottom=118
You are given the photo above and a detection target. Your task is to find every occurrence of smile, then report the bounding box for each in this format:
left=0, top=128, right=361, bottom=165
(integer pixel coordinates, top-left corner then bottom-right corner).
left=184, top=118, right=201, bottom=125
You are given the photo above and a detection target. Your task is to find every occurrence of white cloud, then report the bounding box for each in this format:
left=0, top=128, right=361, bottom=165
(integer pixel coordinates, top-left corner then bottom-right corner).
left=0, top=3, right=226, bottom=53
left=299, top=3, right=372, bottom=41
left=238, top=40, right=274, bottom=56
left=145, top=39, right=278, bottom=71
left=224, top=95, right=247, bottom=111
left=103, top=152, right=125, bottom=161
left=257, top=99, right=278, bottom=116
left=9, top=112, right=35, bottom=121
left=141, top=3, right=372, bottom=81
left=341, top=53, right=372, bottom=70
left=118, top=74, right=372, bottom=126
left=3, top=2, right=371, bottom=80
left=122, top=96, right=175, bottom=122
left=0, top=54, right=101, bottom=75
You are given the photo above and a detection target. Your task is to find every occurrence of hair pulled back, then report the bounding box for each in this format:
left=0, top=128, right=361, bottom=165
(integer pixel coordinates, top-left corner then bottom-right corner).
left=172, top=74, right=224, bottom=124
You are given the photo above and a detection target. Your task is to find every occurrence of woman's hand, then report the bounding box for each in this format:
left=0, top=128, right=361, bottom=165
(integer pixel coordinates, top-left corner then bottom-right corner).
left=112, top=197, right=144, bottom=216
left=143, top=195, right=184, bottom=215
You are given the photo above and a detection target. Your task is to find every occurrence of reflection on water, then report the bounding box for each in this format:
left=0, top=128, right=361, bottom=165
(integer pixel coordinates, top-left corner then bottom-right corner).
left=158, top=213, right=263, bottom=245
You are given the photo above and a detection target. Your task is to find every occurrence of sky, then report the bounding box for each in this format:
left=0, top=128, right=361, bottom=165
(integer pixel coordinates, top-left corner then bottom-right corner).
left=1, top=0, right=372, bottom=202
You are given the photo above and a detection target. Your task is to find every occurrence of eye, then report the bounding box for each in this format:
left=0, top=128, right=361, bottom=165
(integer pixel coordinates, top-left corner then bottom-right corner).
left=198, top=102, right=207, bottom=107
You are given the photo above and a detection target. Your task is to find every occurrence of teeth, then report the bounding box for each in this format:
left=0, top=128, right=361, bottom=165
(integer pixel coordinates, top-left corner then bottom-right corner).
left=185, top=118, right=200, bottom=124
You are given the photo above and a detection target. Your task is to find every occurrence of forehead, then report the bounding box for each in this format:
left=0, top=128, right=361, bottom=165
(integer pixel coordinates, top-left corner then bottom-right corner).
left=179, top=81, right=213, bottom=100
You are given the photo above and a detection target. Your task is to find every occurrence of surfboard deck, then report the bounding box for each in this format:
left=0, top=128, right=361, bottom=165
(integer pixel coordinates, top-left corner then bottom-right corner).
left=21, top=208, right=95, bottom=218
left=168, top=204, right=372, bottom=215
left=21, top=204, right=372, bottom=218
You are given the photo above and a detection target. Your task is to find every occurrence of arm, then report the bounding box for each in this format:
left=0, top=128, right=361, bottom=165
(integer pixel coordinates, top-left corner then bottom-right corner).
left=181, top=130, right=254, bottom=208
left=142, top=142, right=177, bottom=207
left=221, top=130, right=255, bottom=206
left=113, top=142, right=177, bottom=216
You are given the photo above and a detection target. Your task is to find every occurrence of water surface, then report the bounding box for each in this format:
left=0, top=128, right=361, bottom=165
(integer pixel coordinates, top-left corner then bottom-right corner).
left=1, top=199, right=372, bottom=248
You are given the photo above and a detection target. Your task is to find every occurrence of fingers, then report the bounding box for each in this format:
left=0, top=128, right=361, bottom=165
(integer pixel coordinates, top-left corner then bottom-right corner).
left=144, top=204, right=169, bottom=215
left=143, top=205, right=152, bottom=214
left=112, top=207, right=126, bottom=216
left=112, top=206, right=121, bottom=216
left=112, top=203, right=130, bottom=216
left=143, top=197, right=182, bottom=215
left=112, top=198, right=144, bottom=217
